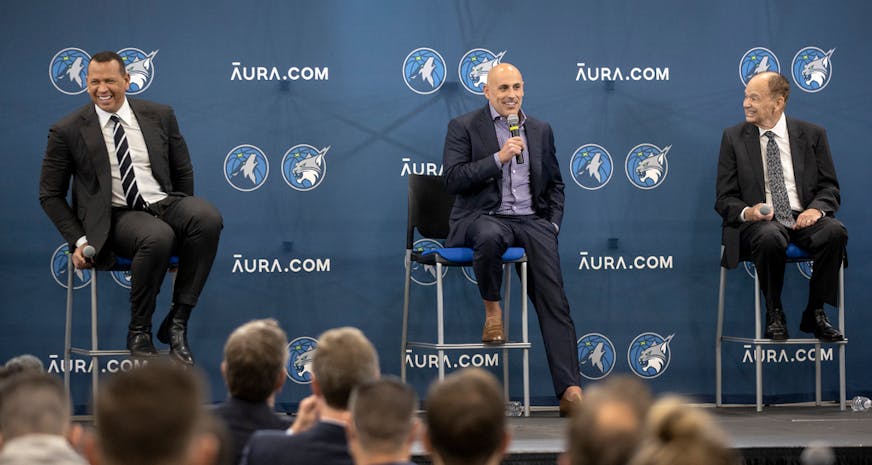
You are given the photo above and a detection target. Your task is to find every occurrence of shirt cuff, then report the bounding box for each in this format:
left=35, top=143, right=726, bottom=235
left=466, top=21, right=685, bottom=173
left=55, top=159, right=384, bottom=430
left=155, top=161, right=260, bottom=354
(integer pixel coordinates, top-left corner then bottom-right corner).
left=739, top=207, right=749, bottom=223
left=493, top=153, right=503, bottom=167
left=75, top=236, right=88, bottom=248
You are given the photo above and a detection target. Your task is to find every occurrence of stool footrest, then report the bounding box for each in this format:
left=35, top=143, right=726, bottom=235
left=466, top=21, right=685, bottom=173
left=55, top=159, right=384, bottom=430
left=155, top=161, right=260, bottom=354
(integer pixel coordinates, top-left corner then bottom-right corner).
left=721, top=336, right=847, bottom=345
left=69, top=347, right=169, bottom=357
left=406, top=342, right=531, bottom=350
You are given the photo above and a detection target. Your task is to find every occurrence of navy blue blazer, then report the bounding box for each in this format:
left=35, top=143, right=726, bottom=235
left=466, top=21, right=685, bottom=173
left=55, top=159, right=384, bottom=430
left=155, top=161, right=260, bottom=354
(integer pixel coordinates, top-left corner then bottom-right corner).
left=241, top=421, right=351, bottom=465
left=212, top=397, right=292, bottom=465
left=442, top=105, right=565, bottom=247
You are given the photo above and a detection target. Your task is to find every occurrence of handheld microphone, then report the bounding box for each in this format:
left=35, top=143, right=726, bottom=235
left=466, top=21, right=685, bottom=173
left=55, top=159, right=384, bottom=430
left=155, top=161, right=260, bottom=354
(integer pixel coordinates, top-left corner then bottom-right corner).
left=507, top=113, right=524, bottom=164
left=759, top=204, right=772, bottom=216
left=82, top=245, right=96, bottom=259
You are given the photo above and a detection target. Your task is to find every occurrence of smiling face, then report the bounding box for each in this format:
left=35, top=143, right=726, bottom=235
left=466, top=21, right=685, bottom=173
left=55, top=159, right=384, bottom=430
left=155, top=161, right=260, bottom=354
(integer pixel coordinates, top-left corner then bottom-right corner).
left=484, top=63, right=524, bottom=118
left=743, top=73, right=784, bottom=129
left=87, top=58, right=129, bottom=113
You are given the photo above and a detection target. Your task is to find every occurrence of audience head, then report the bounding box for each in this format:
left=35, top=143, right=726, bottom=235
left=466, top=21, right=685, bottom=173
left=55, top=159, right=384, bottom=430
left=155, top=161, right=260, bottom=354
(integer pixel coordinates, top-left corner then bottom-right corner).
left=4, top=354, right=45, bottom=374
left=0, top=372, right=71, bottom=443
left=311, top=326, right=379, bottom=410
left=564, top=375, right=653, bottom=465
left=92, top=361, right=216, bottom=465
left=222, top=318, right=289, bottom=403
left=424, top=368, right=508, bottom=465
left=628, top=395, right=740, bottom=465
left=347, top=377, right=418, bottom=463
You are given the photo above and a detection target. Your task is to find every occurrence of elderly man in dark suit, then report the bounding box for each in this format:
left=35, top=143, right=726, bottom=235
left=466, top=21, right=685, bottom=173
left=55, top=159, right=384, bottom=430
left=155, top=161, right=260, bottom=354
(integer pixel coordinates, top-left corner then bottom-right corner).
left=39, top=51, right=222, bottom=364
left=715, top=71, right=847, bottom=342
left=442, top=62, right=582, bottom=416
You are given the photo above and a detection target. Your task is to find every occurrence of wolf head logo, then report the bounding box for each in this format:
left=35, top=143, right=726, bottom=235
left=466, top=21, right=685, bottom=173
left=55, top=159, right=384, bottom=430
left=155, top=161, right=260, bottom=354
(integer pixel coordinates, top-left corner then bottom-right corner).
left=294, top=347, right=316, bottom=378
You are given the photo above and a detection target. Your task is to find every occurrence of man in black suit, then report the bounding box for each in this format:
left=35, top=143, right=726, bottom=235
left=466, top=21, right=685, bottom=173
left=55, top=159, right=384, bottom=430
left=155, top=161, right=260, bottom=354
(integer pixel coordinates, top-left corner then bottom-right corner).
left=241, top=327, right=379, bottom=465
left=39, top=51, right=222, bottom=364
left=212, top=319, right=296, bottom=465
left=442, top=62, right=582, bottom=415
left=715, top=71, right=847, bottom=342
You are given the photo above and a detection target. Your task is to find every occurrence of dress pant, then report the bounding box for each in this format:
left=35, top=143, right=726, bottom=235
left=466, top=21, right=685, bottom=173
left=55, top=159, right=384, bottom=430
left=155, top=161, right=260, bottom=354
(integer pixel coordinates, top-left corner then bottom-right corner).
left=465, top=214, right=580, bottom=399
left=739, top=215, right=847, bottom=312
left=109, top=195, right=222, bottom=328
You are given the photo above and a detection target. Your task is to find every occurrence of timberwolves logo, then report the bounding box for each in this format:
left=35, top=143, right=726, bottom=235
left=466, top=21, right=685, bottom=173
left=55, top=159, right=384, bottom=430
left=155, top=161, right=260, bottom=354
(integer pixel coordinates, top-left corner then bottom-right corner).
left=570, top=144, right=613, bottom=190
left=403, top=48, right=446, bottom=95
left=462, top=266, right=477, bottom=285
left=743, top=261, right=757, bottom=279
left=797, top=260, right=813, bottom=280
left=792, top=47, right=834, bottom=93
left=224, top=144, right=269, bottom=192
left=282, top=145, right=329, bottom=191
left=577, top=333, right=616, bottom=380
left=49, top=48, right=91, bottom=95
left=287, top=336, right=318, bottom=384
left=625, top=144, right=670, bottom=190
left=118, top=48, right=158, bottom=94
left=628, top=332, right=674, bottom=379
left=111, top=270, right=132, bottom=289
left=739, top=47, right=780, bottom=86
left=410, top=239, right=447, bottom=286
left=50, top=244, right=91, bottom=289
left=458, top=49, right=506, bottom=95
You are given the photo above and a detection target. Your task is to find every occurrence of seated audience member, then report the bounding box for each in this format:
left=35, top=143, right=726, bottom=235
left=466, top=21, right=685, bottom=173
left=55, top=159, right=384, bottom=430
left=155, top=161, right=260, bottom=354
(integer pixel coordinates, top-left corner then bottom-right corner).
left=87, top=361, right=219, bottom=465
left=347, top=377, right=418, bottom=465
left=242, top=327, right=380, bottom=465
left=627, top=396, right=740, bottom=465
left=212, top=319, right=294, bottom=464
left=562, top=375, right=653, bottom=465
left=3, top=354, right=45, bottom=374
left=423, top=368, right=510, bottom=465
left=0, top=372, right=86, bottom=465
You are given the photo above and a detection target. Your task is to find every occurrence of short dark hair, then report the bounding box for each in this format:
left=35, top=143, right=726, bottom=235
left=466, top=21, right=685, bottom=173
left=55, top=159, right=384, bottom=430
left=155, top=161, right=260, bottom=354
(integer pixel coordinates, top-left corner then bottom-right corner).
left=0, top=372, right=69, bottom=440
left=96, top=361, right=206, bottom=465
left=764, top=72, right=791, bottom=103
left=425, top=368, right=505, bottom=465
left=224, top=319, right=288, bottom=402
left=349, top=377, right=417, bottom=454
left=312, top=327, right=379, bottom=410
left=90, top=50, right=127, bottom=75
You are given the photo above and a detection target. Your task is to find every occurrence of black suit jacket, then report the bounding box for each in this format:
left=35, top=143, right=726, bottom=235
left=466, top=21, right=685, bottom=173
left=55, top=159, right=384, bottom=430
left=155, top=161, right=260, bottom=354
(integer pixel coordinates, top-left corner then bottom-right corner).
left=212, top=397, right=292, bottom=465
left=442, top=105, right=564, bottom=246
left=714, top=116, right=841, bottom=267
left=242, top=421, right=351, bottom=465
left=39, top=98, right=194, bottom=264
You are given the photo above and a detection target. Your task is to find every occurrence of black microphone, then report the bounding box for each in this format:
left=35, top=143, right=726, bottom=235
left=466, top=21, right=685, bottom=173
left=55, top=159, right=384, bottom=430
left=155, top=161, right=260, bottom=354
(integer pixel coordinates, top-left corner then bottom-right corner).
left=507, top=113, right=524, bottom=164
left=759, top=204, right=772, bottom=216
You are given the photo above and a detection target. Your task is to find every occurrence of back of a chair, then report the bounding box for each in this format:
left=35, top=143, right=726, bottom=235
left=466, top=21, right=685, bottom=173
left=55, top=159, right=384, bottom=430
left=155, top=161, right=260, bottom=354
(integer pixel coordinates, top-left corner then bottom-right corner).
left=407, top=174, right=455, bottom=248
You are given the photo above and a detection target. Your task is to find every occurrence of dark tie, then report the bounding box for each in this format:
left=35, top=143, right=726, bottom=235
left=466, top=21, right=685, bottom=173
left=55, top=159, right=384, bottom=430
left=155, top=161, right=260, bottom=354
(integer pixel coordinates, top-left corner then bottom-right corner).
left=763, top=131, right=795, bottom=227
left=111, top=115, right=146, bottom=211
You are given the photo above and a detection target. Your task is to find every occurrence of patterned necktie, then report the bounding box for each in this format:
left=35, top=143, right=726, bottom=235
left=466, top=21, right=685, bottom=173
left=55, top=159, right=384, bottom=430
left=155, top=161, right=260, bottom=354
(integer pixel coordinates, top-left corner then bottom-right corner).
left=111, top=115, right=146, bottom=210
left=763, top=131, right=795, bottom=227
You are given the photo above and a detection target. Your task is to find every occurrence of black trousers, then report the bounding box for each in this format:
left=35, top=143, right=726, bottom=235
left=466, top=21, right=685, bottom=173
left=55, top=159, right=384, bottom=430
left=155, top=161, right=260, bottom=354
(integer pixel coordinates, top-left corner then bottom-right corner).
left=465, top=214, right=581, bottom=399
left=109, top=195, right=223, bottom=329
left=739, top=215, right=847, bottom=314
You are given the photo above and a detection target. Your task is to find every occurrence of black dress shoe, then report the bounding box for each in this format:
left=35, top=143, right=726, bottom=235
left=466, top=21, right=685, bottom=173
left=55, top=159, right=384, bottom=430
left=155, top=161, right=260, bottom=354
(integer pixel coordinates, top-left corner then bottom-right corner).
left=800, top=308, right=844, bottom=342
left=157, top=305, right=195, bottom=366
left=764, top=308, right=789, bottom=340
left=127, top=331, right=158, bottom=357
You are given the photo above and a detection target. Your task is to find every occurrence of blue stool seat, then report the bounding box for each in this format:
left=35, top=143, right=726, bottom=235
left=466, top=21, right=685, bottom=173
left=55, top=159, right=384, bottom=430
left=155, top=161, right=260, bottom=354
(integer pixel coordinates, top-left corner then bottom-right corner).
left=422, top=247, right=526, bottom=264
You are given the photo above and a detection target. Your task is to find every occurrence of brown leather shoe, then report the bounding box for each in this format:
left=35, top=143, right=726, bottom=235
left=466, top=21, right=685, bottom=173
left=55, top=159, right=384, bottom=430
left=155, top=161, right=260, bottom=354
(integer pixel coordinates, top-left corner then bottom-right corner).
left=559, top=386, right=584, bottom=417
left=481, top=318, right=506, bottom=344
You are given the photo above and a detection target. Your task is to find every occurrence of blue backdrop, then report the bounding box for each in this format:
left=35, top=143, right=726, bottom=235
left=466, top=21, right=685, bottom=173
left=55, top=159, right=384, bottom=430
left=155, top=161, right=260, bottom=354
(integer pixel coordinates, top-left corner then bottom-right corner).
left=2, top=0, right=870, bottom=412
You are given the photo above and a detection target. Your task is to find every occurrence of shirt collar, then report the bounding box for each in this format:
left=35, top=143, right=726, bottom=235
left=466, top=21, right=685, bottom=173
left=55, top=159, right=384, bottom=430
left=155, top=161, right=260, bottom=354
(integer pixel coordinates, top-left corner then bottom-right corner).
left=489, top=104, right=526, bottom=125
left=95, top=97, right=132, bottom=128
left=757, top=112, right=787, bottom=140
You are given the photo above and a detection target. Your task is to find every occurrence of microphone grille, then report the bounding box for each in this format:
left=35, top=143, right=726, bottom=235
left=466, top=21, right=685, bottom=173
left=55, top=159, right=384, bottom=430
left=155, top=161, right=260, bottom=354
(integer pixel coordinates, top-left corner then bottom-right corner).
left=507, top=114, right=519, bottom=125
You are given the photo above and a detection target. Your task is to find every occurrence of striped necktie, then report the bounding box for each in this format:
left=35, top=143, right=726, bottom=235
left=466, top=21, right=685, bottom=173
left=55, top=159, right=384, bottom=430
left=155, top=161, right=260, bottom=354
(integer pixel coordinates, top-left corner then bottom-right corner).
left=763, top=131, right=795, bottom=227
left=111, top=115, right=146, bottom=211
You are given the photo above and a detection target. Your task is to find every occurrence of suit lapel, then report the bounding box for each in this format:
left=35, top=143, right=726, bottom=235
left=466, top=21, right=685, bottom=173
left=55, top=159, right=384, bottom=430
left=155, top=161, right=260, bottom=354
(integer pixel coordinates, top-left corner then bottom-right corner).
left=786, top=117, right=806, bottom=202
left=128, top=99, right=165, bottom=171
left=524, top=115, right=542, bottom=193
left=741, top=123, right=765, bottom=195
left=79, top=106, right=112, bottom=188
left=476, top=105, right=501, bottom=158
